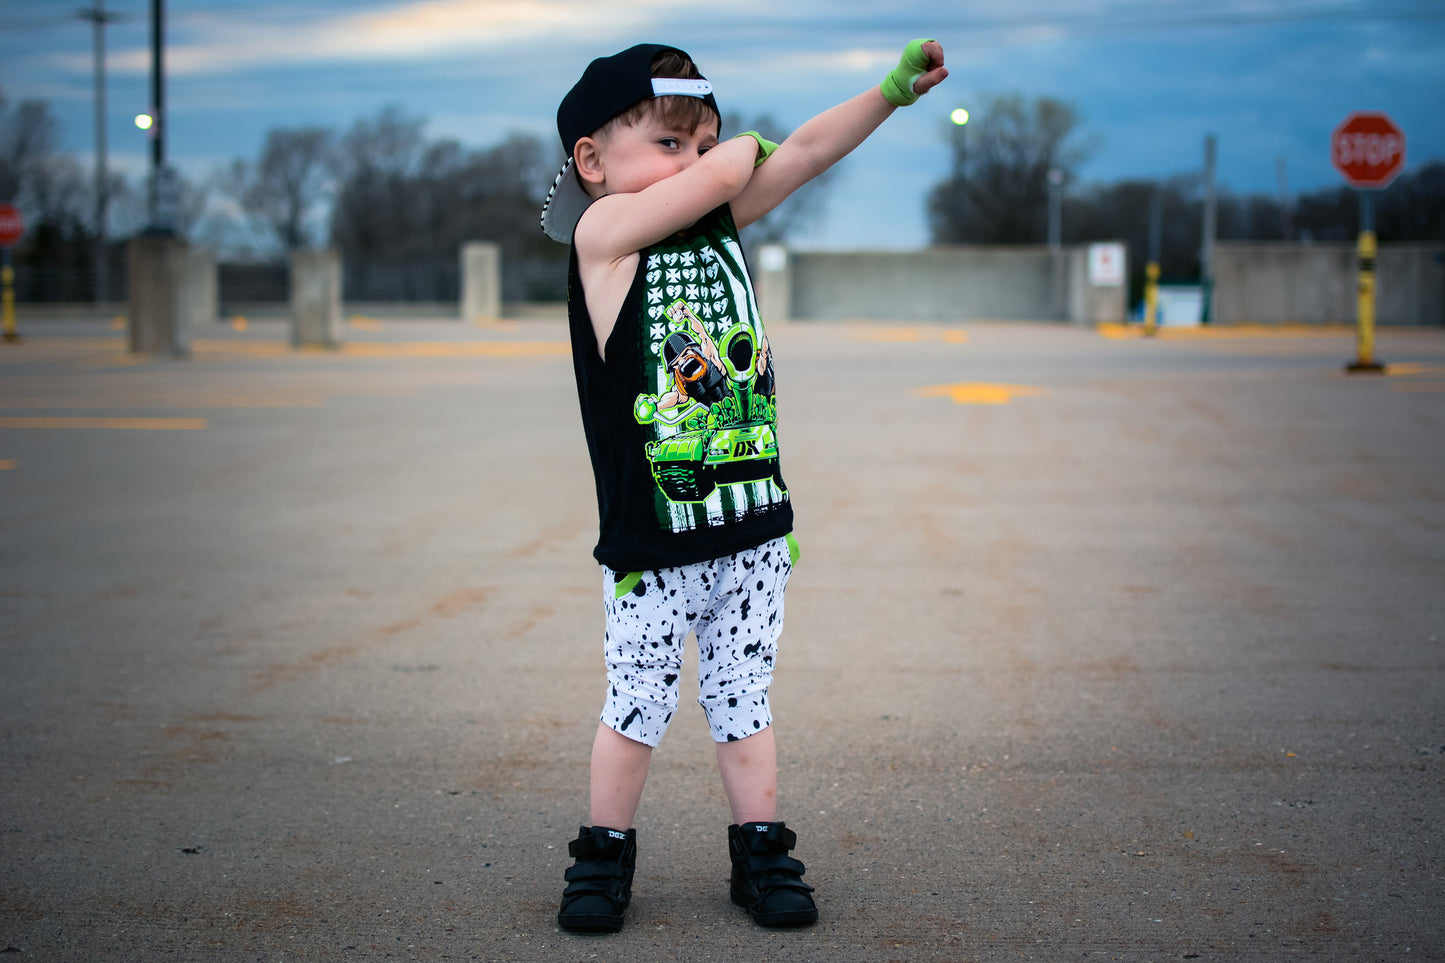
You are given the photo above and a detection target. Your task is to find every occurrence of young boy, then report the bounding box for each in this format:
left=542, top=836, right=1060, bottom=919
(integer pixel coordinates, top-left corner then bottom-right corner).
left=540, top=38, right=947, bottom=932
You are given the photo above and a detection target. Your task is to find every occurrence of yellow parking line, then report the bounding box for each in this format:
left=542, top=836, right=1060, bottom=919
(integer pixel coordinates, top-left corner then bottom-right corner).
left=915, top=382, right=1048, bottom=405
left=189, top=341, right=292, bottom=358
left=848, top=325, right=969, bottom=344
left=0, top=459, right=16, bottom=470
left=1098, top=322, right=1353, bottom=340
left=1383, top=363, right=1445, bottom=377
left=0, top=416, right=207, bottom=430
left=338, top=341, right=569, bottom=357
left=0, top=395, right=321, bottom=409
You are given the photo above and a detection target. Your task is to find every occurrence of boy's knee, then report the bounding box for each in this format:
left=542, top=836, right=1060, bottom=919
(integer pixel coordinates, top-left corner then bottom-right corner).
left=601, top=692, right=674, bottom=748
left=699, top=683, right=772, bottom=743
left=603, top=661, right=682, bottom=748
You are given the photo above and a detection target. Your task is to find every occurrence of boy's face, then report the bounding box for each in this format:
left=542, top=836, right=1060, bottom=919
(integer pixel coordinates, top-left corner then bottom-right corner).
left=581, top=108, right=721, bottom=198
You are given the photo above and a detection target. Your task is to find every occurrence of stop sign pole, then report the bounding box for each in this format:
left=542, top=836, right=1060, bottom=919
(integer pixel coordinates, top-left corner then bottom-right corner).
left=1332, top=111, right=1405, bottom=373
left=0, top=202, right=23, bottom=344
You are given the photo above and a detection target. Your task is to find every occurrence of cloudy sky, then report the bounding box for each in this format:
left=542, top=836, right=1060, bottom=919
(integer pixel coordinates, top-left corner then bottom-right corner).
left=2, top=0, right=1442, bottom=248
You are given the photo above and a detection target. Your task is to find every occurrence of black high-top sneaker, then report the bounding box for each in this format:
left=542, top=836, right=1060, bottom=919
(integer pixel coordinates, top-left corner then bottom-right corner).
left=728, top=821, right=818, bottom=926
left=557, top=825, right=637, bottom=932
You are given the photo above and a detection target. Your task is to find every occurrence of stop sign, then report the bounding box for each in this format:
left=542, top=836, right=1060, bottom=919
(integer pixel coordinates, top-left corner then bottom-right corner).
left=0, top=203, right=23, bottom=246
left=1332, top=112, right=1406, bottom=189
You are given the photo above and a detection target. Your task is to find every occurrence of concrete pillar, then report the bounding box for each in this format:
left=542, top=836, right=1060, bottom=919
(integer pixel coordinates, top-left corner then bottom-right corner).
left=460, top=242, right=501, bottom=323
left=126, top=234, right=192, bottom=356
left=290, top=248, right=342, bottom=348
left=755, top=244, right=791, bottom=323
left=184, top=246, right=218, bottom=327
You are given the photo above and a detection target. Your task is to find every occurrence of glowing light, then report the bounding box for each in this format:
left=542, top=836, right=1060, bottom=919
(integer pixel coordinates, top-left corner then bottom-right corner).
left=134, top=113, right=154, bottom=131
left=950, top=108, right=969, bottom=126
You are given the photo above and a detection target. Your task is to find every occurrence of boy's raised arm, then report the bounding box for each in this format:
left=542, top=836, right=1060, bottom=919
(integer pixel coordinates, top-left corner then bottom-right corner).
left=730, top=39, right=947, bottom=230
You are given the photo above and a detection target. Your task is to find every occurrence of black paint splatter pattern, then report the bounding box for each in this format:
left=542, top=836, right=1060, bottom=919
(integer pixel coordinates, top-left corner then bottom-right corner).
left=600, top=536, right=793, bottom=747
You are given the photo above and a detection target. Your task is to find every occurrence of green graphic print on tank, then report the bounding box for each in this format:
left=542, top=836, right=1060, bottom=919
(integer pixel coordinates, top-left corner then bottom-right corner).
left=630, top=228, right=788, bottom=535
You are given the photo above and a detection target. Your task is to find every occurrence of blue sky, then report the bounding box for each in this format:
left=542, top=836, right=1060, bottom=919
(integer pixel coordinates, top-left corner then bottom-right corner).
left=2, top=0, right=1442, bottom=248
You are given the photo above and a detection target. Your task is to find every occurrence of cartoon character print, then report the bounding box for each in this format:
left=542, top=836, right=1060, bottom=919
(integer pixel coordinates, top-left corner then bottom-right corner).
left=634, top=296, right=783, bottom=511
left=631, top=238, right=787, bottom=530
left=647, top=301, right=729, bottom=427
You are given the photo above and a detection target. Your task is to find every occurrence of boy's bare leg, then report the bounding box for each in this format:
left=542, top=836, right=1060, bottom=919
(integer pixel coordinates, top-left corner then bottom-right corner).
left=715, top=726, right=778, bottom=824
left=589, top=722, right=653, bottom=829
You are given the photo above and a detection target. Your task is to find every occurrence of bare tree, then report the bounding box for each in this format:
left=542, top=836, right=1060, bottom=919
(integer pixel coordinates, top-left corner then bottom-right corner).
left=219, top=126, right=334, bottom=256
left=0, top=90, right=97, bottom=284
left=928, top=93, right=1094, bottom=244
left=328, top=105, right=427, bottom=258
left=0, top=90, right=66, bottom=206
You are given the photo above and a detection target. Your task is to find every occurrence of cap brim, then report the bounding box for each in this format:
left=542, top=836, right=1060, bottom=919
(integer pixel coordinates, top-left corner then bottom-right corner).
left=539, top=158, right=592, bottom=244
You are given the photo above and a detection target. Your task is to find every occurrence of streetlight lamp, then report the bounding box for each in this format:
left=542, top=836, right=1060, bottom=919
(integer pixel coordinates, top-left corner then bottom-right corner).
left=949, top=107, right=969, bottom=181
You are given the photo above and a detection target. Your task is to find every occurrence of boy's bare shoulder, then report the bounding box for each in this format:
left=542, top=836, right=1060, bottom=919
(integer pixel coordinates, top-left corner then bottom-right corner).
left=575, top=211, right=643, bottom=348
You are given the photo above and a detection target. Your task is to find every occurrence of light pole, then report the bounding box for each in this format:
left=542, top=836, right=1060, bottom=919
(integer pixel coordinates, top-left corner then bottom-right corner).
left=949, top=107, right=969, bottom=237
left=145, top=0, right=175, bottom=235
left=1201, top=134, right=1217, bottom=324
left=1047, top=167, right=1064, bottom=249
left=949, top=107, right=968, bottom=182
left=1047, top=167, right=1066, bottom=320
left=78, top=0, right=119, bottom=302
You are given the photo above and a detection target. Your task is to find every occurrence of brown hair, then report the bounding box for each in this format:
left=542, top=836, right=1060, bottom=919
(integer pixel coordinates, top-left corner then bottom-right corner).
left=604, top=49, right=718, bottom=136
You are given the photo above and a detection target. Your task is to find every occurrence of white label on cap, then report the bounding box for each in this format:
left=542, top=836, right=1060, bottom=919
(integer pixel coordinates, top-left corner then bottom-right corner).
left=651, top=78, right=713, bottom=98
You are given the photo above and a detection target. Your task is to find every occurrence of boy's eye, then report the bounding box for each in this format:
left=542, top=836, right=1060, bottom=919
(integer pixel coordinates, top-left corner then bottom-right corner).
left=698, top=144, right=712, bottom=155
left=659, top=137, right=679, bottom=149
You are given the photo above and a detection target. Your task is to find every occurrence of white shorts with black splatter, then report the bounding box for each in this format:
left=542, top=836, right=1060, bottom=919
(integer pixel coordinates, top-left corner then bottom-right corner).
left=600, top=534, right=796, bottom=748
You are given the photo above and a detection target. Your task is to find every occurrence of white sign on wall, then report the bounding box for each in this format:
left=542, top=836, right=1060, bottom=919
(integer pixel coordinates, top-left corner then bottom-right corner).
left=1087, top=242, right=1126, bottom=287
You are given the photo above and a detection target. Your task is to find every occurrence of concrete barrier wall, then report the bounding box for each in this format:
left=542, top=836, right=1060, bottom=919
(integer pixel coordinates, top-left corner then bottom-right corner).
left=1214, top=242, right=1445, bottom=325
left=780, top=244, right=1126, bottom=324
left=1377, top=245, right=1445, bottom=326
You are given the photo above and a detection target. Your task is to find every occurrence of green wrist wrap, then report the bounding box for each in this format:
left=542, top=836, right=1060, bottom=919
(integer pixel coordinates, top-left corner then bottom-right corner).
left=880, top=38, right=935, bottom=107
left=735, top=131, right=779, bottom=167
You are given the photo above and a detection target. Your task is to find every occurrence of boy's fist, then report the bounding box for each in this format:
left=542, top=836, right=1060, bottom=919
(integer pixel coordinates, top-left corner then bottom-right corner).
left=881, top=38, right=948, bottom=107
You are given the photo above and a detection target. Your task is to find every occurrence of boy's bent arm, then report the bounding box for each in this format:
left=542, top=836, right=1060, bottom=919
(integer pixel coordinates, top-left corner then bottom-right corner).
left=575, top=136, right=760, bottom=267
left=730, top=39, right=947, bottom=230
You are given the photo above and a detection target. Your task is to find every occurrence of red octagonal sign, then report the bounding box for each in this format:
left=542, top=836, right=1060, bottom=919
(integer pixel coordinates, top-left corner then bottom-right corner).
left=0, top=203, right=23, bottom=247
left=1332, top=111, right=1406, bottom=189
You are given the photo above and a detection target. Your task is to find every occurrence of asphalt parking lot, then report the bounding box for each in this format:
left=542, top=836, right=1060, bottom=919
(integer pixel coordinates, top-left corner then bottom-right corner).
left=2, top=315, right=1442, bottom=960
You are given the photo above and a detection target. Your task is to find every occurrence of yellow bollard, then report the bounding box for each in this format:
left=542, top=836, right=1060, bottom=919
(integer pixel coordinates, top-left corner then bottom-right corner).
left=1346, top=229, right=1384, bottom=373
left=2, top=262, right=17, bottom=343
left=1143, top=262, right=1160, bottom=336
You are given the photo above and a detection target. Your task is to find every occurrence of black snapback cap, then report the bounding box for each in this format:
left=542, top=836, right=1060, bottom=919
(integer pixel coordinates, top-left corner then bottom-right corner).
left=540, top=43, right=720, bottom=243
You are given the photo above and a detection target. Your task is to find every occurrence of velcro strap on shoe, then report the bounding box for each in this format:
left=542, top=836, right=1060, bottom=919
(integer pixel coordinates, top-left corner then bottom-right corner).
left=759, top=876, right=816, bottom=895
left=750, top=853, right=808, bottom=877
left=564, top=860, right=628, bottom=884
left=744, top=822, right=797, bottom=849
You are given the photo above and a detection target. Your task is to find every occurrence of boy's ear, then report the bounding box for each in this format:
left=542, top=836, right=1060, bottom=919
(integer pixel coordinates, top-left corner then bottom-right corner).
left=574, top=137, right=605, bottom=187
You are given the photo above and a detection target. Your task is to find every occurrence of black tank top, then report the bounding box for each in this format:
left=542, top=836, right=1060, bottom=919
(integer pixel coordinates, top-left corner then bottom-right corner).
left=567, top=205, right=792, bottom=571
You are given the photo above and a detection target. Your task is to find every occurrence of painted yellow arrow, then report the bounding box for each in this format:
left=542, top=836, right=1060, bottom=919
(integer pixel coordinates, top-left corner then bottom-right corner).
left=915, top=382, right=1048, bottom=405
